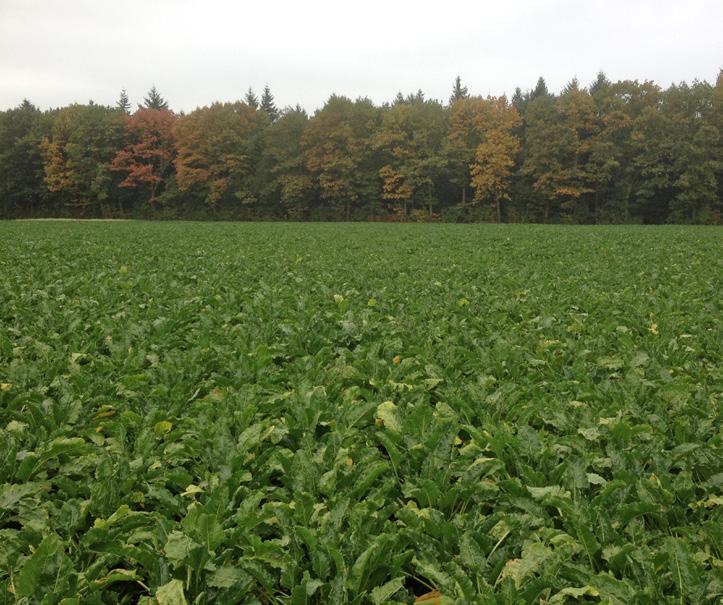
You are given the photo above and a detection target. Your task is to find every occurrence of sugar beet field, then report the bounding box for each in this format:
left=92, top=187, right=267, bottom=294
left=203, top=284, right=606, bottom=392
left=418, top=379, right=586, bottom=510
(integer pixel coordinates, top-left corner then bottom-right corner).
left=0, top=222, right=721, bottom=605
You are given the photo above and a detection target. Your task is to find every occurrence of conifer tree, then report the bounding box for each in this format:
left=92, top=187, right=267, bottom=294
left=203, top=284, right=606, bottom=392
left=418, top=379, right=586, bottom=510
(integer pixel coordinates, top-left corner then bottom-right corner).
left=117, top=89, right=131, bottom=114
left=142, top=86, right=169, bottom=110
left=449, top=76, right=469, bottom=104
left=245, top=87, right=259, bottom=109
left=589, top=71, right=611, bottom=96
left=511, top=87, right=525, bottom=110
left=530, top=77, right=550, bottom=100
left=260, top=85, right=279, bottom=122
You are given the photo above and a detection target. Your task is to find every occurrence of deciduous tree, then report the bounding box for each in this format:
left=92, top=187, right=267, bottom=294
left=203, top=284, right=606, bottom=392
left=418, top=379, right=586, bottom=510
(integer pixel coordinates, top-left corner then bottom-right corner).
left=259, top=106, right=314, bottom=218
left=523, top=82, right=596, bottom=221
left=111, top=108, right=176, bottom=206
left=468, top=96, right=521, bottom=222
left=446, top=96, right=521, bottom=220
left=40, top=104, right=125, bottom=214
left=374, top=97, right=446, bottom=218
left=303, top=95, right=380, bottom=220
left=174, top=101, right=266, bottom=209
left=0, top=100, right=52, bottom=217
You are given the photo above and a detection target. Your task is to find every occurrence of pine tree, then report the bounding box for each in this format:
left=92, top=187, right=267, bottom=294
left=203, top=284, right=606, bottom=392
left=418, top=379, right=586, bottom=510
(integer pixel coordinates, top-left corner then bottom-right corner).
left=589, top=71, right=611, bottom=96
left=564, top=77, right=581, bottom=93
left=117, top=89, right=131, bottom=114
left=530, top=77, right=550, bottom=100
left=245, top=87, right=259, bottom=109
left=511, top=87, right=527, bottom=114
left=406, top=89, right=425, bottom=104
left=449, top=76, right=469, bottom=104
left=260, top=85, right=279, bottom=122
left=142, top=86, right=169, bottom=110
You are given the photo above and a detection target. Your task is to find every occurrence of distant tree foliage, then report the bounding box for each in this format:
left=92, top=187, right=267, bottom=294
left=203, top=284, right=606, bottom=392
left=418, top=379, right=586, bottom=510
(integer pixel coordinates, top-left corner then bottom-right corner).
left=174, top=102, right=265, bottom=208
left=0, top=73, right=721, bottom=222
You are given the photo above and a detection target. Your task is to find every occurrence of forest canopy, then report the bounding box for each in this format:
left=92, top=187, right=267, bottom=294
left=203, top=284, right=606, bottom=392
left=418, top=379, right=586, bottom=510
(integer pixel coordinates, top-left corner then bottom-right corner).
left=1, top=73, right=721, bottom=223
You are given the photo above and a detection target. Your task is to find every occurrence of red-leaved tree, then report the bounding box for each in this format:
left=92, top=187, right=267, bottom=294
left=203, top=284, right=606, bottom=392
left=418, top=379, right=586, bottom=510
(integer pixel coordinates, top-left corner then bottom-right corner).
left=111, top=108, right=176, bottom=205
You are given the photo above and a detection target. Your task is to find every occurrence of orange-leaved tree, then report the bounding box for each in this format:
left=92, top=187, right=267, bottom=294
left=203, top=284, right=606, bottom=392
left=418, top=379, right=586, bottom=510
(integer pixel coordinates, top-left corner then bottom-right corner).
left=111, top=108, right=176, bottom=206
left=173, top=102, right=266, bottom=209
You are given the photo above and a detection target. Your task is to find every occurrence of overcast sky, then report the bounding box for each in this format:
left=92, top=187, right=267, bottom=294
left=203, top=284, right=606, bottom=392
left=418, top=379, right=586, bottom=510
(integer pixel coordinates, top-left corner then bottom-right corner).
left=1, top=0, right=721, bottom=113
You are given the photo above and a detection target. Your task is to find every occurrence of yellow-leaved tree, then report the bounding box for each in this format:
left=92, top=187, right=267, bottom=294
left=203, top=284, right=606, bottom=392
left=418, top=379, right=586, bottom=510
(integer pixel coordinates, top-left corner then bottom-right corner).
left=446, top=96, right=521, bottom=221
left=469, top=97, right=521, bottom=222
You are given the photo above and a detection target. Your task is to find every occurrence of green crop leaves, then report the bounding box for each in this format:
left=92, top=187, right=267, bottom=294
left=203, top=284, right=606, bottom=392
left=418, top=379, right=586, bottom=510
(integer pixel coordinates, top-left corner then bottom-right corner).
left=0, top=221, right=720, bottom=603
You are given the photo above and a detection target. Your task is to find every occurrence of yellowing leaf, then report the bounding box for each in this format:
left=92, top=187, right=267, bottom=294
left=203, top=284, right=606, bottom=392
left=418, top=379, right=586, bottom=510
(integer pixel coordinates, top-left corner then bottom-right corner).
left=375, top=400, right=401, bottom=432
left=693, top=496, right=723, bottom=509
left=498, top=542, right=552, bottom=587
left=154, top=421, right=173, bottom=434
left=155, top=579, right=187, bottom=605
left=548, top=585, right=600, bottom=603
left=586, top=472, right=607, bottom=485
left=181, top=484, right=204, bottom=497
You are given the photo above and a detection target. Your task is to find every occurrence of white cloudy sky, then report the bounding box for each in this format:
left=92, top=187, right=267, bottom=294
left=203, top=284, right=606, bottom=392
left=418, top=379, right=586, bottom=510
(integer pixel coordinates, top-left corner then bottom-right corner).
left=1, top=0, right=721, bottom=112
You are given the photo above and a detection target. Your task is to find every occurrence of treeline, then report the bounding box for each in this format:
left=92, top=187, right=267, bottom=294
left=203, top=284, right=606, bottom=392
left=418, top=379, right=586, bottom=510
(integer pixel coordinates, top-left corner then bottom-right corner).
left=1, top=74, right=721, bottom=223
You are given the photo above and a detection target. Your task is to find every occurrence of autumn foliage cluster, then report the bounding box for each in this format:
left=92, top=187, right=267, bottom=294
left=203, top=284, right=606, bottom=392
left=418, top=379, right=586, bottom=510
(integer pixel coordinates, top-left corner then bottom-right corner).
left=1, top=74, right=721, bottom=223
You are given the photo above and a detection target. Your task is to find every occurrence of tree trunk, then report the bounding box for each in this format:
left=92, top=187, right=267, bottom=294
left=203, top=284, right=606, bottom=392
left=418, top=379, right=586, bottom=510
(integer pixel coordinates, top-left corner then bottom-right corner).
left=594, top=190, right=599, bottom=224
left=149, top=182, right=157, bottom=210
left=496, top=199, right=502, bottom=223
left=544, top=200, right=550, bottom=222
left=2, top=186, right=10, bottom=218
left=461, top=185, right=466, bottom=205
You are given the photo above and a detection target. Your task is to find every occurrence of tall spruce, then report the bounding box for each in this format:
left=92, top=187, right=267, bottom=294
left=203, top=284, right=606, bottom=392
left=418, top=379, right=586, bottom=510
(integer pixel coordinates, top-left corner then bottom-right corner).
left=117, top=89, right=131, bottom=114
left=245, top=87, right=259, bottom=109
left=530, top=77, right=550, bottom=100
left=589, top=71, right=611, bottom=97
left=260, top=85, right=279, bottom=122
left=449, top=76, right=469, bottom=104
left=142, top=86, right=169, bottom=110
